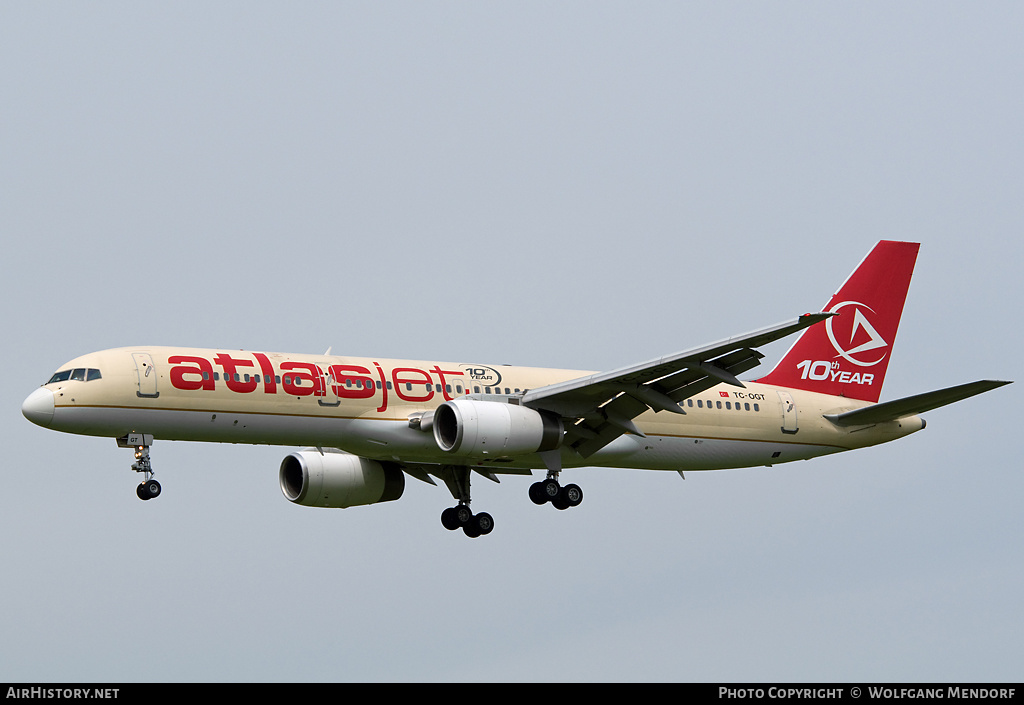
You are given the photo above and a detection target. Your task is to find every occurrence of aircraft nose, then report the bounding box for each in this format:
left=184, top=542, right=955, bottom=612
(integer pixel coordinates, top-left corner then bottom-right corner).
left=22, top=387, right=55, bottom=427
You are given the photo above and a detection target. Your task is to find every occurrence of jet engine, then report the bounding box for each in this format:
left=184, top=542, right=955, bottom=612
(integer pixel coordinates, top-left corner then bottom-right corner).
left=433, top=398, right=563, bottom=458
left=279, top=450, right=405, bottom=508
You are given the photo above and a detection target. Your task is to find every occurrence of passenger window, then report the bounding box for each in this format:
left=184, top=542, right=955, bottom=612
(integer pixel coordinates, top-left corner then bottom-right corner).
left=753, top=403, right=760, bottom=412
left=744, top=403, right=750, bottom=411
left=725, top=402, right=731, bottom=410
left=697, top=400, right=703, bottom=408
left=716, top=401, right=722, bottom=409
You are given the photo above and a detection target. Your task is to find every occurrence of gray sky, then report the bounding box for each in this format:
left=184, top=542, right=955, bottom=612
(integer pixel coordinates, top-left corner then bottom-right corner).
left=1, top=2, right=1021, bottom=682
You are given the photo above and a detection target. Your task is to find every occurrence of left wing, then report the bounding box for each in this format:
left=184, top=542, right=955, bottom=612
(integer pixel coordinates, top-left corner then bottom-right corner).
left=522, top=313, right=833, bottom=458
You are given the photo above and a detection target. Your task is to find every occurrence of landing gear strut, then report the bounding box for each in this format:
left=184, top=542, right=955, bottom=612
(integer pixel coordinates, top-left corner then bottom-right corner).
left=438, top=465, right=494, bottom=538
left=118, top=433, right=161, bottom=501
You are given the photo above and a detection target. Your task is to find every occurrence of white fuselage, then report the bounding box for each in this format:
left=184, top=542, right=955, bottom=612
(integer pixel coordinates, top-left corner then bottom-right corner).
left=24, top=346, right=924, bottom=474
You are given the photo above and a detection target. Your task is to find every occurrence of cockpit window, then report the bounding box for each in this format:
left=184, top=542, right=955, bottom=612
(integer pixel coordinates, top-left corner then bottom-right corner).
left=46, top=368, right=102, bottom=384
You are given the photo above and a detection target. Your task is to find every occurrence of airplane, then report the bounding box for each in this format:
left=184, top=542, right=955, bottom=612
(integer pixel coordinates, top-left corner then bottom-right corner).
left=21, top=240, right=1010, bottom=537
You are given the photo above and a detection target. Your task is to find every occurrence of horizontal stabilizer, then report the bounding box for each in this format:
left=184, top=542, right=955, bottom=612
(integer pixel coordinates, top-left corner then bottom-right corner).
left=824, top=380, right=1011, bottom=426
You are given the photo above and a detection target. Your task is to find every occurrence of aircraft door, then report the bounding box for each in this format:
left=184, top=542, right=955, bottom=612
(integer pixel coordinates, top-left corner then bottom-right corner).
left=319, top=363, right=340, bottom=407
left=777, top=390, right=798, bottom=434
left=132, top=353, right=159, bottom=398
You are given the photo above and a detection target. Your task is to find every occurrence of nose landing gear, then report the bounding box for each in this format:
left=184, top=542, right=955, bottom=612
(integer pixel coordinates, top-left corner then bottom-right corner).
left=118, top=433, right=161, bottom=501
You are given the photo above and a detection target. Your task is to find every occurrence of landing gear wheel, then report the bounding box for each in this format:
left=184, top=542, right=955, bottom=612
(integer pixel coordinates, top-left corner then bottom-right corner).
left=562, top=483, right=583, bottom=507
left=441, top=507, right=460, bottom=530
left=454, top=504, right=473, bottom=527
left=136, top=479, right=161, bottom=501
left=529, top=481, right=548, bottom=505
left=473, top=512, right=494, bottom=535
left=463, top=512, right=494, bottom=538
left=541, top=478, right=561, bottom=502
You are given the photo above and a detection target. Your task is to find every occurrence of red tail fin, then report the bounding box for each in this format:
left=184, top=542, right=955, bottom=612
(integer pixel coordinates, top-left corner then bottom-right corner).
left=756, top=240, right=920, bottom=402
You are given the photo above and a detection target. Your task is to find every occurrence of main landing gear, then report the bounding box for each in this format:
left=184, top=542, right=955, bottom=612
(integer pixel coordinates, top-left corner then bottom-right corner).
left=436, top=465, right=585, bottom=537
left=529, top=473, right=583, bottom=510
left=118, top=433, right=161, bottom=501
left=437, top=465, right=494, bottom=538
left=440, top=504, right=495, bottom=538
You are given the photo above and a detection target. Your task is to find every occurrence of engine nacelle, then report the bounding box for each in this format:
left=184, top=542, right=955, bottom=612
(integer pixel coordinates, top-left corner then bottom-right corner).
left=279, top=450, right=405, bottom=508
left=433, top=398, right=563, bottom=458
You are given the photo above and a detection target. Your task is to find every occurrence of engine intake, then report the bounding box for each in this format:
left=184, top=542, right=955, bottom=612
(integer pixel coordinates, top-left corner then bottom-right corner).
left=433, top=398, right=563, bottom=458
left=280, top=450, right=405, bottom=508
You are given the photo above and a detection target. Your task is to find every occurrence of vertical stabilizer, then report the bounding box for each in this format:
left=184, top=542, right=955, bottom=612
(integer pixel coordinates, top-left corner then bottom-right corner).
left=756, top=240, right=920, bottom=403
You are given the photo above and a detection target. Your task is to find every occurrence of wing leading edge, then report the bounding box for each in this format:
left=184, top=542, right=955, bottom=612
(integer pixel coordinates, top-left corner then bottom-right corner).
left=522, top=313, right=834, bottom=458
